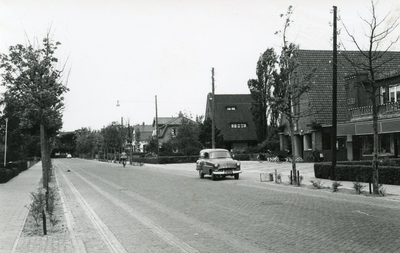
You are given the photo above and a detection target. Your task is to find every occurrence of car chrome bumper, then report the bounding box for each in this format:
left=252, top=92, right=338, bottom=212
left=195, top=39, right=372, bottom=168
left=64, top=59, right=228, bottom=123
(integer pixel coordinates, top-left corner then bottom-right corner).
left=212, top=169, right=242, bottom=175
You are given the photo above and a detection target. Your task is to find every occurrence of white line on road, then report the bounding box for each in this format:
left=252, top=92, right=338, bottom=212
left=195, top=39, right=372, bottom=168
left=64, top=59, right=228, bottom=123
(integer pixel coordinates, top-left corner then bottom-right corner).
left=68, top=167, right=199, bottom=253
left=57, top=160, right=199, bottom=253
left=54, top=168, right=87, bottom=253
left=57, top=164, right=128, bottom=253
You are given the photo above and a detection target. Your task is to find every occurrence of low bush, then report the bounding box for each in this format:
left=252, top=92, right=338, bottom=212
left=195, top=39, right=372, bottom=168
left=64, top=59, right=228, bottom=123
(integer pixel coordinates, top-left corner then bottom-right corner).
left=353, top=181, right=365, bottom=194
left=231, top=153, right=251, bottom=161
left=311, top=179, right=324, bottom=189
left=314, top=162, right=400, bottom=185
left=332, top=181, right=342, bottom=192
left=0, top=168, right=14, bottom=183
left=132, top=155, right=198, bottom=164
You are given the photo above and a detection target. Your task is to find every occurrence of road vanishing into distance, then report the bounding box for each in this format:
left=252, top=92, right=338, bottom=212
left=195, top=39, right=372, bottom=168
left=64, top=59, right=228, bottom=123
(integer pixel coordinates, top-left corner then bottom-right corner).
left=54, top=159, right=400, bottom=253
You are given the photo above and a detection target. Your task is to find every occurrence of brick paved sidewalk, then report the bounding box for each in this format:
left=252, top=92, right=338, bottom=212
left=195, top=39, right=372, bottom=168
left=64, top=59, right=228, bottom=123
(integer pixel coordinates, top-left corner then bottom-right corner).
left=240, top=161, right=400, bottom=201
left=0, top=162, right=43, bottom=253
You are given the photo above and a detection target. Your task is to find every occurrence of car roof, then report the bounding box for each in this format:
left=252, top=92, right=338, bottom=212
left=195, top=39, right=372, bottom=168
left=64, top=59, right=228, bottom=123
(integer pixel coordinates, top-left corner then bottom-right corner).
left=200, top=148, right=229, bottom=153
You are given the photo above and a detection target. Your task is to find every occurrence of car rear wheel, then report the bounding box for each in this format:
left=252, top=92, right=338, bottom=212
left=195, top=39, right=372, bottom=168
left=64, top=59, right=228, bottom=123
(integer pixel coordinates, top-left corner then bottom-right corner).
left=234, top=174, right=239, bottom=180
left=199, top=170, right=204, bottom=178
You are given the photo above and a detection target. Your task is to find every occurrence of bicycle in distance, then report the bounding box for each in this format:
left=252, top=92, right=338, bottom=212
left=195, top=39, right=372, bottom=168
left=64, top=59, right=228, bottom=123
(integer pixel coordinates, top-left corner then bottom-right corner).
left=257, top=150, right=282, bottom=164
left=306, top=149, right=325, bottom=162
left=120, top=152, right=128, bottom=167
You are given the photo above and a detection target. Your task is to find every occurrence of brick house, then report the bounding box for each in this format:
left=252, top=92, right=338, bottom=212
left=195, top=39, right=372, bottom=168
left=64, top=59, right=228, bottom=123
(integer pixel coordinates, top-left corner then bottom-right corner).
left=279, top=50, right=400, bottom=161
left=339, top=71, right=400, bottom=160
left=205, top=93, right=258, bottom=150
left=152, top=112, right=197, bottom=144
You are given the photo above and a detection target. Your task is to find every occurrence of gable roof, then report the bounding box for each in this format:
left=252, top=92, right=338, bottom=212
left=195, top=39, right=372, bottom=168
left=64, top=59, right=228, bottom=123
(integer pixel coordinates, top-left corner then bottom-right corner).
left=152, top=115, right=197, bottom=138
left=134, top=124, right=153, bottom=141
left=206, top=94, right=258, bottom=142
left=297, top=50, right=400, bottom=125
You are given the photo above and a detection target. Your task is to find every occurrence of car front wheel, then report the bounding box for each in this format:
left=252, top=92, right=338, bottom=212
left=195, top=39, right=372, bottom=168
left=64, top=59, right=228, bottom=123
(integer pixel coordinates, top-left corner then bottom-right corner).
left=234, top=174, right=239, bottom=180
left=199, top=170, right=204, bottom=178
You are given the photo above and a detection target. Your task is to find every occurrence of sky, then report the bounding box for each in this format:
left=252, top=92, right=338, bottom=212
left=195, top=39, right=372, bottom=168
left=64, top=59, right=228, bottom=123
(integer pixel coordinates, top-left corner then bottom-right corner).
left=1, top=0, right=400, bottom=132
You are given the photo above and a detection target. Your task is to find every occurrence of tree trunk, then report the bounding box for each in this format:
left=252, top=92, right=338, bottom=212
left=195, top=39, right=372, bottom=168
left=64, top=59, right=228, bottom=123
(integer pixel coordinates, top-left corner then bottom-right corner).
left=289, top=120, right=297, bottom=183
left=40, top=124, right=50, bottom=189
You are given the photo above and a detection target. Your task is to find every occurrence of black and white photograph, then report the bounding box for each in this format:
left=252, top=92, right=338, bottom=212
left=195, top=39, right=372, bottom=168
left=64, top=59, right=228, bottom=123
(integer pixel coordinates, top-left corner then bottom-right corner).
left=1, top=0, right=400, bottom=252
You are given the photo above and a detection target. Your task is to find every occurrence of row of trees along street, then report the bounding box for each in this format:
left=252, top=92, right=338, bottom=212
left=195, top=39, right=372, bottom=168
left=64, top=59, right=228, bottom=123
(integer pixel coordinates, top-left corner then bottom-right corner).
left=0, top=34, right=68, bottom=190
left=54, top=115, right=224, bottom=161
left=247, top=2, right=400, bottom=193
left=1, top=2, right=399, bottom=195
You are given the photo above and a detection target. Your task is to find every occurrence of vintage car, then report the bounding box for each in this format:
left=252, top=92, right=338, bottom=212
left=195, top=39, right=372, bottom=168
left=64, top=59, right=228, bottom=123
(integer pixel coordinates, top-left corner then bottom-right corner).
left=196, top=148, right=241, bottom=180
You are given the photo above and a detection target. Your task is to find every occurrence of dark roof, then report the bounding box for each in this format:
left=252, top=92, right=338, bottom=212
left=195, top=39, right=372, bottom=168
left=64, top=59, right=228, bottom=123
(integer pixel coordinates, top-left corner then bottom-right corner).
left=152, top=116, right=196, bottom=138
left=297, top=50, right=400, bottom=125
left=206, top=94, right=258, bottom=142
left=134, top=124, right=153, bottom=140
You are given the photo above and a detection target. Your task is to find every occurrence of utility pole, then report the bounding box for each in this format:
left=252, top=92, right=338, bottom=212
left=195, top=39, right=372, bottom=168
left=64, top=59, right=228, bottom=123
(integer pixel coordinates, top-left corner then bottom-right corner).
left=4, top=118, right=8, bottom=167
left=155, top=95, right=159, bottom=157
left=211, top=68, right=216, bottom=149
left=331, top=6, right=338, bottom=179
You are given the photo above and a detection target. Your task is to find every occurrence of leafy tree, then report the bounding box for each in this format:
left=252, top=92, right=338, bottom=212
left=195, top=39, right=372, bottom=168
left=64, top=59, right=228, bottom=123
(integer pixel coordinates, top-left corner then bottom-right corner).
left=101, top=122, right=125, bottom=159
left=248, top=48, right=278, bottom=142
left=55, top=132, right=76, bottom=156
left=168, top=117, right=202, bottom=156
left=273, top=6, right=316, bottom=182
left=0, top=95, right=41, bottom=161
left=341, top=1, right=400, bottom=194
left=198, top=117, right=224, bottom=148
left=134, top=127, right=141, bottom=151
left=0, top=35, right=68, bottom=188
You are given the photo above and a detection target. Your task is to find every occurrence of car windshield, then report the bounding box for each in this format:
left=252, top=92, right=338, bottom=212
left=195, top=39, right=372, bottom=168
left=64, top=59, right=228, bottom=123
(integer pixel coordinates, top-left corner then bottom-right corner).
left=209, top=151, right=231, bottom=159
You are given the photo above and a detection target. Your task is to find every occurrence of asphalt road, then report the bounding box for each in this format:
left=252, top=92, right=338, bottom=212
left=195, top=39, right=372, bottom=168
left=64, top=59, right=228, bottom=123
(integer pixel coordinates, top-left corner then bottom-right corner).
left=54, top=159, right=400, bottom=253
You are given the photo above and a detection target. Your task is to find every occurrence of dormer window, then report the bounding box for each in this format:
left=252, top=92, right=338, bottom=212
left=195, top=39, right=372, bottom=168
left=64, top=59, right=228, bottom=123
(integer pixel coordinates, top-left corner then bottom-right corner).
left=226, top=106, right=236, bottom=111
left=230, top=123, right=247, bottom=128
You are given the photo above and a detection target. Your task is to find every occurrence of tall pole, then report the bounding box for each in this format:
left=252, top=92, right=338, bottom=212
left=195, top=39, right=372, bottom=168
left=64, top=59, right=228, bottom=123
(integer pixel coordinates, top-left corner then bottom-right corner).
left=331, top=6, right=338, bottom=179
left=121, top=117, right=124, bottom=154
left=155, top=95, right=159, bottom=157
left=211, top=68, right=216, bottom=149
left=4, top=118, right=8, bottom=167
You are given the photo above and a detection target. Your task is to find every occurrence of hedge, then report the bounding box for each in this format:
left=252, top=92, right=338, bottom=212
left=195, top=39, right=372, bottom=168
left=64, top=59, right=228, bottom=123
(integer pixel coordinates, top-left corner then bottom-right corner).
left=0, top=160, right=34, bottom=184
left=314, top=162, right=400, bottom=185
left=132, top=155, right=199, bottom=164
left=0, top=168, right=14, bottom=183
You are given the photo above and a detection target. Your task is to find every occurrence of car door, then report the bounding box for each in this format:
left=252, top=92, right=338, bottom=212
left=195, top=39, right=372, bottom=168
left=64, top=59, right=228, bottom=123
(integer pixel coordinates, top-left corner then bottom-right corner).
left=202, top=152, right=213, bottom=174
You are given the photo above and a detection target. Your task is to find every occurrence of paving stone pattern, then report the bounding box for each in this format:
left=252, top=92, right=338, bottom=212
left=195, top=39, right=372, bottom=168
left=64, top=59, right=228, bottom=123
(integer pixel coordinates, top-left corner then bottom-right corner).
left=2, top=160, right=400, bottom=253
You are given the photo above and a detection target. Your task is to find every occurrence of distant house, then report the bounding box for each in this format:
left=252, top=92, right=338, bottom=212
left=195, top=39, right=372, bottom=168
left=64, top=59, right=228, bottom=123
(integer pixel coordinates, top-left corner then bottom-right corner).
left=133, top=123, right=153, bottom=152
left=278, top=49, right=400, bottom=161
left=205, top=93, right=258, bottom=150
left=152, top=112, right=197, bottom=144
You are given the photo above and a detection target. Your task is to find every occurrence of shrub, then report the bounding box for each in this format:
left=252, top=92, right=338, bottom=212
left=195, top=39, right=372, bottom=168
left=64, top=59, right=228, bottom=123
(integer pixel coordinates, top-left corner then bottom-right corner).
left=311, top=179, right=324, bottom=189
left=29, top=189, right=46, bottom=227
left=378, top=184, right=387, bottom=196
left=332, top=181, right=342, bottom=193
left=0, top=168, right=14, bottom=183
left=353, top=181, right=365, bottom=194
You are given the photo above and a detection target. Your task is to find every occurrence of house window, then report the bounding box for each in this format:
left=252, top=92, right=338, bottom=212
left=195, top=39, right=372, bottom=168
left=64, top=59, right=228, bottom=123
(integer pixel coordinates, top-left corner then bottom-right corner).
left=230, top=123, right=247, bottom=128
left=226, top=106, right=237, bottom=111
left=171, top=128, right=178, bottom=137
left=385, top=83, right=400, bottom=102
